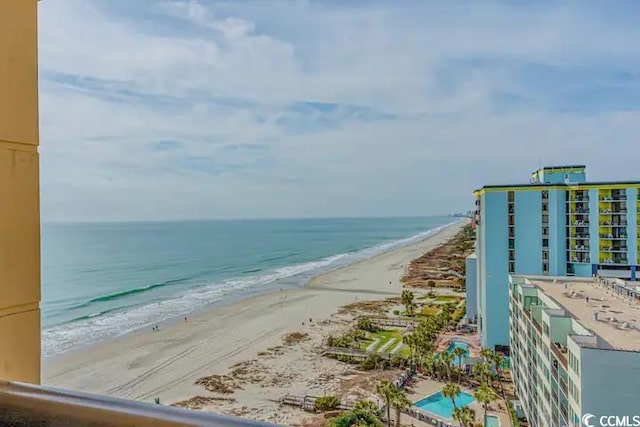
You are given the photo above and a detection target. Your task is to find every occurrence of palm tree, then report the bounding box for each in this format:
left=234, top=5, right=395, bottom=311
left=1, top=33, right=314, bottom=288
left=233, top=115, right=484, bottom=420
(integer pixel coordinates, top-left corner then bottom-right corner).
left=474, top=383, right=496, bottom=420
left=439, top=350, right=454, bottom=381
left=402, top=333, right=417, bottom=364
left=375, top=380, right=394, bottom=427
left=480, top=348, right=494, bottom=363
left=354, top=399, right=380, bottom=414
left=479, top=349, right=497, bottom=387
left=414, top=330, right=435, bottom=362
left=453, top=406, right=476, bottom=427
left=407, top=299, right=417, bottom=317
left=472, top=361, right=491, bottom=386
left=440, top=303, right=455, bottom=326
left=442, top=382, right=461, bottom=411
left=390, top=388, right=411, bottom=427
left=427, top=280, right=436, bottom=296
left=401, top=290, right=415, bottom=316
left=490, top=351, right=506, bottom=396
left=421, top=353, right=436, bottom=378
left=330, top=400, right=382, bottom=427
left=452, top=346, right=467, bottom=382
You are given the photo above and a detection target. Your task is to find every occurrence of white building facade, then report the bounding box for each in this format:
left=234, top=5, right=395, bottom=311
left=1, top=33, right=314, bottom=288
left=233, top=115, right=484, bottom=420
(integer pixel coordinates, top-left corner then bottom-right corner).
left=509, top=275, right=640, bottom=427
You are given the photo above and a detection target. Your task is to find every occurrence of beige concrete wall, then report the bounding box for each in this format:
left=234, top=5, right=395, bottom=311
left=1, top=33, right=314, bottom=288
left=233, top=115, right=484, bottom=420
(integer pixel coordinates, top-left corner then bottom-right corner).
left=0, top=0, right=41, bottom=384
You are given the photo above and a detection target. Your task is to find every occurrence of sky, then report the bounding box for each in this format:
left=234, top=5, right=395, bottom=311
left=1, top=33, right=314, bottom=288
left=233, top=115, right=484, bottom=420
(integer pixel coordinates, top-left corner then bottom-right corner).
left=38, top=0, right=640, bottom=222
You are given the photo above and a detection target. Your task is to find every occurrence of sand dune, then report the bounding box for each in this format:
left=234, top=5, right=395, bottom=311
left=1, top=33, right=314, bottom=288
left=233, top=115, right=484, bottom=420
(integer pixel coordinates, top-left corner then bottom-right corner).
left=43, top=220, right=467, bottom=424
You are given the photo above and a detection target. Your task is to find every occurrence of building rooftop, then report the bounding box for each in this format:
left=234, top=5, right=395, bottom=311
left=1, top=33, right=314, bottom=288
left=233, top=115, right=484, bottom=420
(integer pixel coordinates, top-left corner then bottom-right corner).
left=475, top=180, right=640, bottom=193
left=528, top=277, right=640, bottom=352
left=535, top=164, right=586, bottom=172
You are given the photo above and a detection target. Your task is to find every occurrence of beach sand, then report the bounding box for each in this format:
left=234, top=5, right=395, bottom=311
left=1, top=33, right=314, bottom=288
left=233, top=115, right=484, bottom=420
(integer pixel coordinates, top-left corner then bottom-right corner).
left=43, top=220, right=467, bottom=425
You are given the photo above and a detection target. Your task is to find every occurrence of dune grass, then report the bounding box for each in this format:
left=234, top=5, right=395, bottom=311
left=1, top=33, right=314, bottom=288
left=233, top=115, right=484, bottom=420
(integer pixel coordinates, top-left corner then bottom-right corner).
left=435, top=295, right=462, bottom=302
left=420, top=306, right=441, bottom=316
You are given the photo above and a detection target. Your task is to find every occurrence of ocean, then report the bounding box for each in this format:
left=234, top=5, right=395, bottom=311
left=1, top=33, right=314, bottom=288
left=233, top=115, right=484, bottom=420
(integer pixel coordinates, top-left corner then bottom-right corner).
left=41, top=216, right=455, bottom=357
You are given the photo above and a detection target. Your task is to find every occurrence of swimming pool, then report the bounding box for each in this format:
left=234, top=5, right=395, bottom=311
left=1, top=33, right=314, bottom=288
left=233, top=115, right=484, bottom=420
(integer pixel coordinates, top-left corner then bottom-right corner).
left=413, top=391, right=475, bottom=419
left=485, top=415, right=500, bottom=427
left=441, top=341, right=470, bottom=365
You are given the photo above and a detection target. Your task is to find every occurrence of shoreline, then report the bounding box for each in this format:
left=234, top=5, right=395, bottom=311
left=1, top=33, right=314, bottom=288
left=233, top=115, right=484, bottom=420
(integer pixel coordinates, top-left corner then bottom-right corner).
left=43, top=219, right=462, bottom=361
left=43, top=220, right=468, bottom=423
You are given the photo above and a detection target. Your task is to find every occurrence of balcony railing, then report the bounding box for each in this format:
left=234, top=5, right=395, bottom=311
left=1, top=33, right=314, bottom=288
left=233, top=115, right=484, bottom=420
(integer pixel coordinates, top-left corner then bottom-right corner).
left=600, top=235, right=627, bottom=240
left=599, top=221, right=628, bottom=227
left=0, top=381, right=273, bottom=427
left=601, top=258, right=628, bottom=265
left=568, top=221, right=589, bottom=227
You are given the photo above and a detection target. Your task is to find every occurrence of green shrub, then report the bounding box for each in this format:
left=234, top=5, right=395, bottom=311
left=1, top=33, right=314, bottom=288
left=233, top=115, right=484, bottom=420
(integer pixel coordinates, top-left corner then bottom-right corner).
left=506, top=400, right=522, bottom=427
left=360, top=354, right=386, bottom=371
left=393, top=309, right=400, bottom=315
left=327, top=332, right=359, bottom=348
left=389, top=354, right=408, bottom=368
left=314, top=395, right=340, bottom=412
left=357, top=317, right=379, bottom=332
left=351, top=329, right=366, bottom=340
left=328, top=400, right=382, bottom=426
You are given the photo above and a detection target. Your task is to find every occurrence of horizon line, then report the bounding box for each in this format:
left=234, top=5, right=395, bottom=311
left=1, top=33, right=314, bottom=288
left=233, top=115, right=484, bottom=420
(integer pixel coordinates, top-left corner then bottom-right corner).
left=42, top=213, right=458, bottom=225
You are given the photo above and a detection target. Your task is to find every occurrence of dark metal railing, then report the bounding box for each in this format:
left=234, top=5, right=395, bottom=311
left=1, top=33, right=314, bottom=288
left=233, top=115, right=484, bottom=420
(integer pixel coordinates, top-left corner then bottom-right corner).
left=0, top=381, right=275, bottom=427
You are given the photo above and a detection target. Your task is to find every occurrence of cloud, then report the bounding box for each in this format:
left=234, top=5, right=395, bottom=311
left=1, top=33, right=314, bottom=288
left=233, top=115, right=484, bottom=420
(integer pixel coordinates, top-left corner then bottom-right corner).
left=38, top=0, right=640, bottom=221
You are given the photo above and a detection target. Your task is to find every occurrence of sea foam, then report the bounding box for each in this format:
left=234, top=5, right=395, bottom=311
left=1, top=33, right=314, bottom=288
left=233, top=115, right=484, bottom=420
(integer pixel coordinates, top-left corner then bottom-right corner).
left=42, top=220, right=459, bottom=357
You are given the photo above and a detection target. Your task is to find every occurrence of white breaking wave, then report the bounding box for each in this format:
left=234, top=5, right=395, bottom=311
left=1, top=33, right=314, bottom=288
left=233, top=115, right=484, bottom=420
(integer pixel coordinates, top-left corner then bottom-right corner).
left=42, top=220, right=460, bottom=357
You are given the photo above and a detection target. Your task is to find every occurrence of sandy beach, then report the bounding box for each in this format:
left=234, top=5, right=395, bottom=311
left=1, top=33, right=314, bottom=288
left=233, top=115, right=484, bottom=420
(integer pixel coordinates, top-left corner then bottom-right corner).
left=43, top=220, right=467, bottom=425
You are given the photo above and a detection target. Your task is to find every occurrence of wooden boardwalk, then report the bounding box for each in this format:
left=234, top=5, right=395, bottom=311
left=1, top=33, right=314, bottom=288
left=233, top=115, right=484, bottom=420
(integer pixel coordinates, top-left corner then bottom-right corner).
left=321, top=346, right=392, bottom=360
left=360, top=315, right=415, bottom=328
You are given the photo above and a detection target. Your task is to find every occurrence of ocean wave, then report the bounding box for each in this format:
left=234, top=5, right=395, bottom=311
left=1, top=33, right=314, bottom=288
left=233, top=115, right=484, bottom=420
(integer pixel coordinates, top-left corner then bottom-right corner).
left=67, top=304, right=139, bottom=323
left=42, top=220, right=460, bottom=357
left=241, top=268, right=263, bottom=274
left=62, top=276, right=193, bottom=313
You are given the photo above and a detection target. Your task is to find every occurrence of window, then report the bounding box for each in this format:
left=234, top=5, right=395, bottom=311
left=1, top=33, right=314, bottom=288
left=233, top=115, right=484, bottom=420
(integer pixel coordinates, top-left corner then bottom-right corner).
left=509, top=261, right=515, bottom=273
left=569, top=351, right=580, bottom=375
left=508, top=191, right=515, bottom=203
left=543, top=262, right=549, bottom=274
left=543, top=238, right=549, bottom=247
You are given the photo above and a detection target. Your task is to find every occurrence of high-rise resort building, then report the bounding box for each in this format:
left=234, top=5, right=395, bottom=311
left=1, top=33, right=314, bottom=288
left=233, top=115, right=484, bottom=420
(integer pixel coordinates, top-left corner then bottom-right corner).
left=466, top=165, right=640, bottom=350
left=509, top=275, right=640, bottom=427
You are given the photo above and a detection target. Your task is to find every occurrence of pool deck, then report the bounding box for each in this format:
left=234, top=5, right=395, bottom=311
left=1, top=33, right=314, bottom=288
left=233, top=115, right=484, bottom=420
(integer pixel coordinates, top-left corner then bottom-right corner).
left=434, top=332, right=481, bottom=357
left=403, top=377, right=512, bottom=427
